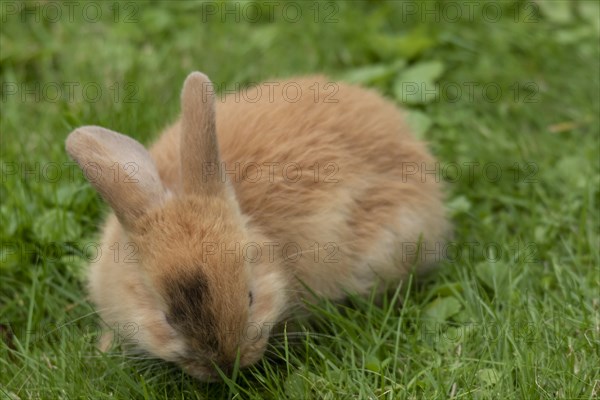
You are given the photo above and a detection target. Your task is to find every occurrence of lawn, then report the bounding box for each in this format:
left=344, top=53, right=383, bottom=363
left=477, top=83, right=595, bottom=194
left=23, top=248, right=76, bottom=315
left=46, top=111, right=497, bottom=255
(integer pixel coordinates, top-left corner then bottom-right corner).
left=1, top=1, right=599, bottom=399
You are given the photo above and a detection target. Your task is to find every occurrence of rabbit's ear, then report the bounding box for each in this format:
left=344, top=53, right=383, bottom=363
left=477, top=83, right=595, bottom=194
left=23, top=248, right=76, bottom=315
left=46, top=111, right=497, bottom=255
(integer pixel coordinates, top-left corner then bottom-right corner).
left=180, top=72, right=225, bottom=196
left=66, top=125, right=166, bottom=230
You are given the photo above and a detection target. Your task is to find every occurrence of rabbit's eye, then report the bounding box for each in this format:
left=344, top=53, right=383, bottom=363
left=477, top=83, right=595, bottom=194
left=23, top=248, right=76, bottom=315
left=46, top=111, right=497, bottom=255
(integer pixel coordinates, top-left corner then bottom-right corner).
left=249, top=291, right=253, bottom=306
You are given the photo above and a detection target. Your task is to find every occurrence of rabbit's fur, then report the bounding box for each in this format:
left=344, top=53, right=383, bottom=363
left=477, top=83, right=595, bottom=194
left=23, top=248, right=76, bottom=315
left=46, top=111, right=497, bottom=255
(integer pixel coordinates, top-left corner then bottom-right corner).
left=66, top=72, right=449, bottom=380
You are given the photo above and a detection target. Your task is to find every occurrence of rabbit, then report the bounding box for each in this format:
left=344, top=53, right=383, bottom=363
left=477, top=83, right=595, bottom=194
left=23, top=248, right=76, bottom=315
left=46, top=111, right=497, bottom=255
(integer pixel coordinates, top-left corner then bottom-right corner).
left=65, top=72, right=449, bottom=381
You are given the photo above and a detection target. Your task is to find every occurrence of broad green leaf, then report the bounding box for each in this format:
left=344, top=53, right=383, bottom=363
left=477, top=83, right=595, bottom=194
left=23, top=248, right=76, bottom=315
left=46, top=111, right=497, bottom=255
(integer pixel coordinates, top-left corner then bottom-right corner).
left=60, top=254, right=88, bottom=282
left=284, top=371, right=307, bottom=399
left=342, top=60, right=406, bottom=86
left=536, top=1, right=573, bottom=24
left=395, top=34, right=436, bottom=59
left=404, top=109, right=433, bottom=139
left=33, top=209, right=82, bottom=243
left=446, top=195, right=472, bottom=216
left=477, top=368, right=500, bottom=386
left=55, top=185, right=97, bottom=211
left=579, top=1, right=600, bottom=34
left=398, top=61, right=445, bottom=83
left=370, top=28, right=437, bottom=60
left=394, top=61, right=445, bottom=104
left=430, top=282, right=464, bottom=297
left=365, top=354, right=382, bottom=372
left=142, top=9, right=175, bottom=34
left=555, top=26, right=597, bottom=44
left=423, top=296, right=462, bottom=324
left=1, top=204, right=19, bottom=236
left=475, top=261, right=510, bottom=293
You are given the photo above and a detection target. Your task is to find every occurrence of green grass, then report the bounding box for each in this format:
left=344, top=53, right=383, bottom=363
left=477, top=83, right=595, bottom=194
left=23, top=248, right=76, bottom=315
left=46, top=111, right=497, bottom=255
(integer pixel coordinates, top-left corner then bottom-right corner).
left=1, top=0, right=599, bottom=398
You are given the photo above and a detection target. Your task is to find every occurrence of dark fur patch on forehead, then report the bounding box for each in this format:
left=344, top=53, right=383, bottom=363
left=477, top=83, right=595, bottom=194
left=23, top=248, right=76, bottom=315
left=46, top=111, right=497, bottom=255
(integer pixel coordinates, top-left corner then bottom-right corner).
left=164, top=271, right=219, bottom=349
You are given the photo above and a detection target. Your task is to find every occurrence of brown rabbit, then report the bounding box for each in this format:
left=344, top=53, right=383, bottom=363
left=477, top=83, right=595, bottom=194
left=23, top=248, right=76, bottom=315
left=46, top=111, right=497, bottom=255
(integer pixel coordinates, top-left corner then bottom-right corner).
left=66, top=72, right=449, bottom=381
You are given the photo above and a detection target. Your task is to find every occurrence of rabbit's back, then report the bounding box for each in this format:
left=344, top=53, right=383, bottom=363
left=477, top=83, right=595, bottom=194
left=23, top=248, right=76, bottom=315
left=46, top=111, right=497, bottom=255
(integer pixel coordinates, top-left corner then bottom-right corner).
left=150, top=77, right=448, bottom=299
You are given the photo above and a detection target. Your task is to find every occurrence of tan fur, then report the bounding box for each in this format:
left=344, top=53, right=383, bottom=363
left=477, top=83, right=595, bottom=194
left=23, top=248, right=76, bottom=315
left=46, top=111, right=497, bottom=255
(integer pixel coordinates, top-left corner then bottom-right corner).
left=66, top=72, right=449, bottom=381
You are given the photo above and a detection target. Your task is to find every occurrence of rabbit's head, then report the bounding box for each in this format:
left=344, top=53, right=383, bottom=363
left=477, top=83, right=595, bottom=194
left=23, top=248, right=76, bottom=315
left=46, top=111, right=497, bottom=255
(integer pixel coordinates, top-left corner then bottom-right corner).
left=66, top=73, right=287, bottom=380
